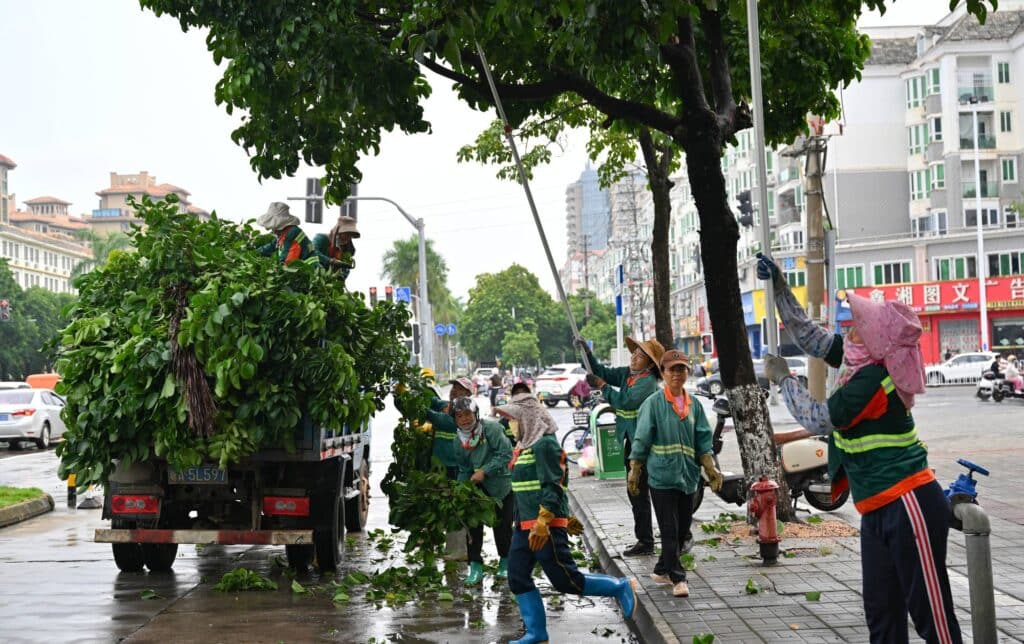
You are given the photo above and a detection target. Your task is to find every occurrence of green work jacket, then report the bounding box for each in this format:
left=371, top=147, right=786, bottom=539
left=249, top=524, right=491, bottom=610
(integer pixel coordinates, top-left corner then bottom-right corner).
left=584, top=347, right=659, bottom=444
left=453, top=419, right=512, bottom=503
left=631, top=389, right=713, bottom=493
left=426, top=398, right=459, bottom=469
left=510, top=434, right=569, bottom=529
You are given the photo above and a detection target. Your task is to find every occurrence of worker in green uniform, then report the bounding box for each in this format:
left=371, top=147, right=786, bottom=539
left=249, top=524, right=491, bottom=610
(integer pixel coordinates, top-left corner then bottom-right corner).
left=576, top=336, right=663, bottom=556
left=312, top=214, right=359, bottom=282
left=629, top=350, right=723, bottom=598
left=256, top=202, right=316, bottom=265
left=496, top=392, right=637, bottom=644
left=425, top=376, right=474, bottom=479
left=450, top=396, right=513, bottom=584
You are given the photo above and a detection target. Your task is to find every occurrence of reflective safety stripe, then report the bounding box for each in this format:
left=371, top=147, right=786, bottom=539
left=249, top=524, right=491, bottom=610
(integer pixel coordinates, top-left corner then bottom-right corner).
left=834, top=427, right=919, bottom=454
left=434, top=431, right=456, bottom=440
left=512, top=480, right=541, bottom=492
left=615, top=410, right=639, bottom=419
left=881, top=376, right=895, bottom=394
left=515, top=455, right=536, bottom=465
left=651, top=443, right=695, bottom=457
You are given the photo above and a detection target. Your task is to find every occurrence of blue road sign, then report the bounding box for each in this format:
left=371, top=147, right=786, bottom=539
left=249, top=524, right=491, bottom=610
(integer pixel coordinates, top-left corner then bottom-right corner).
left=395, top=286, right=412, bottom=303
left=446, top=323, right=457, bottom=336
left=435, top=323, right=447, bottom=336
left=782, top=257, right=796, bottom=271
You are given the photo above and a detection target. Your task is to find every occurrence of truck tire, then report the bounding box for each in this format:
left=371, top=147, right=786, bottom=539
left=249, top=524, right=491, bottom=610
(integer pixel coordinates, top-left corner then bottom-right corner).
left=142, top=544, right=178, bottom=572
left=345, top=459, right=370, bottom=533
left=285, top=544, right=314, bottom=570
left=111, top=520, right=144, bottom=572
left=314, top=460, right=345, bottom=572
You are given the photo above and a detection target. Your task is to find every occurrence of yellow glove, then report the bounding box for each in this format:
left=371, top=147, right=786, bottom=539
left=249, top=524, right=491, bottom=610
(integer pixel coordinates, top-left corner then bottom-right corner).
left=528, top=506, right=554, bottom=551
left=627, top=460, right=643, bottom=497
left=700, top=453, right=723, bottom=493
left=567, top=515, right=584, bottom=536
left=394, top=383, right=408, bottom=395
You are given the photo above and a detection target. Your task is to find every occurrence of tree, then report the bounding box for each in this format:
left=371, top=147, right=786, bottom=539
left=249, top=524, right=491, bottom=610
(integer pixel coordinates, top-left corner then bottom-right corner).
left=72, top=230, right=131, bottom=278
left=0, top=260, right=76, bottom=378
left=566, top=289, right=625, bottom=361
left=380, top=235, right=458, bottom=323
left=501, top=322, right=541, bottom=369
left=143, top=0, right=997, bottom=515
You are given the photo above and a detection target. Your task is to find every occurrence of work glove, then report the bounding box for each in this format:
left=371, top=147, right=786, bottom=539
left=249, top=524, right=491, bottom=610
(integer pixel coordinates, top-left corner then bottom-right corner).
left=566, top=515, right=584, bottom=536
left=528, top=506, right=554, bottom=551
left=755, top=252, right=783, bottom=286
left=763, top=353, right=792, bottom=385
left=470, top=469, right=485, bottom=484
left=627, top=460, right=643, bottom=497
left=586, top=373, right=606, bottom=389
left=700, top=453, right=724, bottom=493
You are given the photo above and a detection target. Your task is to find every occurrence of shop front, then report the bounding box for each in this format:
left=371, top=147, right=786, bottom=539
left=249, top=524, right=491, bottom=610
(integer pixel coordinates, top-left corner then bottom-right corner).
left=676, top=315, right=702, bottom=355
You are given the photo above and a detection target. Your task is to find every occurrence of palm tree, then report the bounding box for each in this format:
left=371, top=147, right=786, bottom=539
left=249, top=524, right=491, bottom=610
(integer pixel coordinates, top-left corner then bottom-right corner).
left=380, top=236, right=456, bottom=318
left=71, top=229, right=131, bottom=278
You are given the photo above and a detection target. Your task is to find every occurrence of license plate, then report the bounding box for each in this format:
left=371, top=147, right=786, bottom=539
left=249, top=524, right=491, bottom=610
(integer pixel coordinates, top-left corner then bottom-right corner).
left=168, top=466, right=226, bottom=484
left=0, top=414, right=8, bottom=422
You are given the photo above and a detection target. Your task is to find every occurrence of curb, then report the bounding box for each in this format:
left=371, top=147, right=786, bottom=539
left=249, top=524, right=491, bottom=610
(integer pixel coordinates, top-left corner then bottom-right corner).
left=0, top=493, right=55, bottom=528
left=568, top=486, right=679, bottom=644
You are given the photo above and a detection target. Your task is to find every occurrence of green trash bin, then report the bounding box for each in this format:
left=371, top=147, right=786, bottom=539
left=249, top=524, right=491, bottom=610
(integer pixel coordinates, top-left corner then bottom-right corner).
left=592, top=405, right=625, bottom=480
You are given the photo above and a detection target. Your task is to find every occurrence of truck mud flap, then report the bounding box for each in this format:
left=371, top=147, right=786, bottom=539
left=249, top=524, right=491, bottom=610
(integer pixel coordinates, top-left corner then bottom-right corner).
left=95, top=528, right=314, bottom=545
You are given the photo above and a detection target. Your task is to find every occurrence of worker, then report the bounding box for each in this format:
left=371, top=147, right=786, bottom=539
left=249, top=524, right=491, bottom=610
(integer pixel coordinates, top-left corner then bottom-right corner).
left=757, top=253, right=962, bottom=644
left=576, top=336, right=663, bottom=557
left=425, top=376, right=475, bottom=479
left=495, top=392, right=637, bottom=644
left=495, top=382, right=531, bottom=446
left=312, top=215, right=359, bottom=281
left=450, top=396, right=513, bottom=584
left=255, top=202, right=315, bottom=265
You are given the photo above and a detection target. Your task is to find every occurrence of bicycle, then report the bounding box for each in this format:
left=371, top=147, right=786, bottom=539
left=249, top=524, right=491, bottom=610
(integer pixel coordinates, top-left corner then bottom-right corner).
left=560, top=391, right=603, bottom=464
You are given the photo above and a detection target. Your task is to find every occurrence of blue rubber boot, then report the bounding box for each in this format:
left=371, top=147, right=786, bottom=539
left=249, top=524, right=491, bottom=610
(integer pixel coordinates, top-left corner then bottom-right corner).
left=464, top=561, right=484, bottom=585
left=583, top=573, right=637, bottom=620
left=496, top=557, right=509, bottom=579
left=510, top=589, right=549, bottom=644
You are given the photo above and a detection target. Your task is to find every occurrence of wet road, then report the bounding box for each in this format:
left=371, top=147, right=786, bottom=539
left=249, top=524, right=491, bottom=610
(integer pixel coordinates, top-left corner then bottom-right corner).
left=0, top=398, right=635, bottom=644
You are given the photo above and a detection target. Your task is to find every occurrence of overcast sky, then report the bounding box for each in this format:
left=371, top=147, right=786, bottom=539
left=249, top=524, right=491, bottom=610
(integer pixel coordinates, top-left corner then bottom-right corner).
left=1, top=0, right=956, bottom=300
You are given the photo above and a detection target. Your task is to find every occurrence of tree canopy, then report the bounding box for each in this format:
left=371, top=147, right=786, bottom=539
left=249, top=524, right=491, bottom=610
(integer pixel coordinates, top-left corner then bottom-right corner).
left=0, top=260, right=76, bottom=379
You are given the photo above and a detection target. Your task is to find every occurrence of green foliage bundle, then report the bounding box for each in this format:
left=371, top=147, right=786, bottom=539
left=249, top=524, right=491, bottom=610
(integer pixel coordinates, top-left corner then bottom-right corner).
left=55, top=196, right=414, bottom=488
left=212, top=568, right=277, bottom=592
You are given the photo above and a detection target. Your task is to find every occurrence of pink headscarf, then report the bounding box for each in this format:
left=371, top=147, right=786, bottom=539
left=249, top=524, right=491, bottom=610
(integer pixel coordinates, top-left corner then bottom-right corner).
left=845, top=293, right=926, bottom=409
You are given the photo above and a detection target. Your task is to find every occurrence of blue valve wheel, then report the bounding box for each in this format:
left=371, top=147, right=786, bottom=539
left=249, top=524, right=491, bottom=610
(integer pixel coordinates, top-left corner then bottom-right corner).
left=956, top=458, right=990, bottom=477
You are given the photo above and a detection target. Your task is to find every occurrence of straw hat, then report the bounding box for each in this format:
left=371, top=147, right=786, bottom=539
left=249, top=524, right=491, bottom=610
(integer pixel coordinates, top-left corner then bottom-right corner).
left=625, top=336, right=665, bottom=369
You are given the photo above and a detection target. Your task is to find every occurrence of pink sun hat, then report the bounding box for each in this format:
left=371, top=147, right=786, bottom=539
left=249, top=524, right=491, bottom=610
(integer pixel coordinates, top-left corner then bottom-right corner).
left=847, top=292, right=926, bottom=408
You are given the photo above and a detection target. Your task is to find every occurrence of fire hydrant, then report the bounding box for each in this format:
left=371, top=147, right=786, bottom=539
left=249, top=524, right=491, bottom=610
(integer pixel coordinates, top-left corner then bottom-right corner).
left=749, top=476, right=781, bottom=565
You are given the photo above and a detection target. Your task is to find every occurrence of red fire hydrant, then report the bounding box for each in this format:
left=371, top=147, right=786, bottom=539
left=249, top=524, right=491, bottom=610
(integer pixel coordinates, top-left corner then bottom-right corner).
left=748, top=476, right=781, bottom=565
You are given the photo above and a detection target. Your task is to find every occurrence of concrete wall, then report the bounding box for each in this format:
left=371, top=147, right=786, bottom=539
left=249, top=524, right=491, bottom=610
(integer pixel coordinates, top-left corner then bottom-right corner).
left=825, top=170, right=910, bottom=241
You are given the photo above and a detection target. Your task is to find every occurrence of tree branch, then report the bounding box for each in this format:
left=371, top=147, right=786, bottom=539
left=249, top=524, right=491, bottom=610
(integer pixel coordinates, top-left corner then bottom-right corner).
left=659, top=15, right=710, bottom=116
left=700, top=5, right=734, bottom=119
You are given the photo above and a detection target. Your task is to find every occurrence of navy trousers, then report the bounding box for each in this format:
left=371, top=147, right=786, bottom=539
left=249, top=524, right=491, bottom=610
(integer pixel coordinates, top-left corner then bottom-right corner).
left=507, top=526, right=585, bottom=596
left=861, top=480, right=962, bottom=644
left=623, top=438, right=655, bottom=546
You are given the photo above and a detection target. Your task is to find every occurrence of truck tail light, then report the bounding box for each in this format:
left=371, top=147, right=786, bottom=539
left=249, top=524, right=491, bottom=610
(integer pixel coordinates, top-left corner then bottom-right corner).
left=551, top=377, right=568, bottom=381
left=263, top=496, right=309, bottom=517
left=11, top=409, right=36, bottom=417
left=111, top=494, right=160, bottom=515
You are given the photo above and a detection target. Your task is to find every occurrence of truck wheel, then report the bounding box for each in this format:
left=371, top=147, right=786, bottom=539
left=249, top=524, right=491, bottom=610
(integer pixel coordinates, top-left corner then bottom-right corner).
left=111, top=520, right=144, bottom=572
left=142, top=544, right=178, bottom=572
left=285, top=544, right=314, bottom=570
left=544, top=399, right=559, bottom=408
left=314, top=461, right=345, bottom=572
left=345, top=459, right=370, bottom=533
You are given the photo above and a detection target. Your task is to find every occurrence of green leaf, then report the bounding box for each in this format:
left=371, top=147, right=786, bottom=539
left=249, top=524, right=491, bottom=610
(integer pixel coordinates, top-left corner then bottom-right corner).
left=332, top=590, right=351, bottom=603
left=437, top=591, right=454, bottom=602
left=141, top=589, right=163, bottom=600
left=805, top=591, right=822, bottom=601
left=745, top=578, right=761, bottom=595
left=807, top=515, right=823, bottom=525
left=693, top=635, right=716, bottom=644
left=291, top=579, right=308, bottom=595
left=161, top=373, right=176, bottom=399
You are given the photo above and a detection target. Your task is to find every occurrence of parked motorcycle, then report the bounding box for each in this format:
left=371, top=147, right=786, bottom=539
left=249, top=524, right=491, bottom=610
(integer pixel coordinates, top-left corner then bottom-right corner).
left=692, top=395, right=849, bottom=513
left=976, top=370, right=1024, bottom=402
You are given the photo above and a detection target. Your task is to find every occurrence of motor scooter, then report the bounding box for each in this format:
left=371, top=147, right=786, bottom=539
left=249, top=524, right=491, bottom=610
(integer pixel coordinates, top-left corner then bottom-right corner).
left=692, top=395, right=849, bottom=513
left=976, top=370, right=1024, bottom=402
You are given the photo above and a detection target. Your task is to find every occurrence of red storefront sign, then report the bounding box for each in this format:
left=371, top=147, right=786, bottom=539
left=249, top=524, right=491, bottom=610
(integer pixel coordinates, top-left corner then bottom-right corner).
left=843, top=276, right=1024, bottom=314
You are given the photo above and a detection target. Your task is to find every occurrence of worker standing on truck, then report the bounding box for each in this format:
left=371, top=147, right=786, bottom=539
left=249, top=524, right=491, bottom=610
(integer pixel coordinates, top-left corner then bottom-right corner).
left=495, top=392, right=638, bottom=644
left=575, top=336, right=664, bottom=557
left=256, top=202, right=316, bottom=265
left=312, top=215, right=359, bottom=282
left=450, top=397, right=514, bottom=584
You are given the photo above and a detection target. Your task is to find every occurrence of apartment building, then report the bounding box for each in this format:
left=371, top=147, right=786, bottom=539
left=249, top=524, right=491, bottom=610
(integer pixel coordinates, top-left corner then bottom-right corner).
left=87, top=171, right=209, bottom=236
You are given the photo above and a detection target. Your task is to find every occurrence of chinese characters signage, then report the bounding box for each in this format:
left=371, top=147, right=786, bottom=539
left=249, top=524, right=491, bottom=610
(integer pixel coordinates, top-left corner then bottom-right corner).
left=844, top=276, right=1024, bottom=314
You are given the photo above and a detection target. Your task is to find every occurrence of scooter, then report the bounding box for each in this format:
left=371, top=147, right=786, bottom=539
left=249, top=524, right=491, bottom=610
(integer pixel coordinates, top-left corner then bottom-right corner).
left=692, top=395, right=849, bottom=514
left=977, top=370, right=1024, bottom=402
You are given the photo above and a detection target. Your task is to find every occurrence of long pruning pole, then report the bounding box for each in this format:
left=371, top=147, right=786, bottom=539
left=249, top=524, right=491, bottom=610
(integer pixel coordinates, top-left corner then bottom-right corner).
left=474, top=42, right=591, bottom=370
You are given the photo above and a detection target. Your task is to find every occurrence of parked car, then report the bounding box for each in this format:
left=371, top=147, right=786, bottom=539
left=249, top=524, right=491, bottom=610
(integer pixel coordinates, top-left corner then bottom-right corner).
left=534, top=363, right=588, bottom=407
left=784, top=356, right=809, bottom=387
left=696, top=359, right=770, bottom=396
left=925, top=352, right=997, bottom=386
left=0, top=381, right=30, bottom=390
left=0, top=388, right=67, bottom=450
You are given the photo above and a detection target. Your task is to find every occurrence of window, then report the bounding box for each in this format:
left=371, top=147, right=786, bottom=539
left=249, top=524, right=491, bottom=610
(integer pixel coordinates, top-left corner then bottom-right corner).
left=988, top=251, right=1024, bottom=276
left=910, top=169, right=931, bottom=201
left=1001, top=111, right=1013, bottom=132
left=933, top=255, right=977, bottom=280
left=931, top=163, right=945, bottom=190
left=965, top=207, right=1000, bottom=227
left=836, top=266, right=865, bottom=289
left=873, top=261, right=912, bottom=285
left=931, top=117, right=943, bottom=141
left=1002, top=158, right=1017, bottom=183
left=905, top=76, right=925, bottom=108
left=786, top=271, right=806, bottom=287
left=1007, top=206, right=1020, bottom=229
left=998, top=62, right=1011, bottom=84
left=927, top=68, right=941, bottom=95
left=907, top=123, right=928, bottom=154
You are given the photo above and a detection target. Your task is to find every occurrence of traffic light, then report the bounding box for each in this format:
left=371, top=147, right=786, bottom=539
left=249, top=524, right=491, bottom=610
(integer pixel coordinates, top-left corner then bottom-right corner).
left=736, top=190, right=754, bottom=227
left=369, top=287, right=378, bottom=306
left=412, top=322, right=421, bottom=356
left=0, top=299, right=9, bottom=321
left=385, top=285, right=394, bottom=303
left=305, top=177, right=323, bottom=224
left=700, top=333, right=714, bottom=356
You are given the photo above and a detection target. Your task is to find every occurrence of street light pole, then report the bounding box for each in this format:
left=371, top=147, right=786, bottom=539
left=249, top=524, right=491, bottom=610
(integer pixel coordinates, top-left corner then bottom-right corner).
left=970, top=99, right=990, bottom=351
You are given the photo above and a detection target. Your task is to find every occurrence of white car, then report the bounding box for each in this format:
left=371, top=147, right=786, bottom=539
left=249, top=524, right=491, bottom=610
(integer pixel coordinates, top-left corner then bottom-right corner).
left=534, top=363, right=587, bottom=407
left=784, top=356, right=809, bottom=386
left=925, top=352, right=997, bottom=386
left=0, top=388, right=67, bottom=450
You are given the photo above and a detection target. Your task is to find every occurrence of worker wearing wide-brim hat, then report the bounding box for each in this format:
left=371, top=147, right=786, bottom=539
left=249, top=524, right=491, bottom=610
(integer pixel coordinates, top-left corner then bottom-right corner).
left=575, top=336, right=663, bottom=557
left=313, top=215, right=360, bottom=280
left=256, top=202, right=315, bottom=265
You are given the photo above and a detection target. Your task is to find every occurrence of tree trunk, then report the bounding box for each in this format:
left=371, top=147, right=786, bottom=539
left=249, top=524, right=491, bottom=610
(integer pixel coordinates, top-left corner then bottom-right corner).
left=682, top=130, right=795, bottom=520
left=638, top=129, right=676, bottom=350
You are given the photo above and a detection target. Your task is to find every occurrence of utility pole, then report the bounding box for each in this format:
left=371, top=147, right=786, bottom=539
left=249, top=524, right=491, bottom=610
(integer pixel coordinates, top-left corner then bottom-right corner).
left=804, top=129, right=828, bottom=400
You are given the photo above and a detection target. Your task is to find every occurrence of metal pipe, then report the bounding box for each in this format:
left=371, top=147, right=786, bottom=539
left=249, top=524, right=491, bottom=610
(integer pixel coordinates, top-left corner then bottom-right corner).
left=474, top=42, right=590, bottom=371
left=746, top=0, right=778, bottom=403
left=953, top=502, right=996, bottom=643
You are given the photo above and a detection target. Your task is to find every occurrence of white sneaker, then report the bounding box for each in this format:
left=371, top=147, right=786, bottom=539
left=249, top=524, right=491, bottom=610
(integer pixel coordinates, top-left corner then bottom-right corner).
left=672, top=581, right=690, bottom=597
left=649, top=573, right=672, bottom=585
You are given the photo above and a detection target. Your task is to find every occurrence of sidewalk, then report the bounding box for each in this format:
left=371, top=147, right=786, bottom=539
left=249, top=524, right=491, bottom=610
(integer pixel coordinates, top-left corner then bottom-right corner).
left=568, top=455, right=1024, bottom=642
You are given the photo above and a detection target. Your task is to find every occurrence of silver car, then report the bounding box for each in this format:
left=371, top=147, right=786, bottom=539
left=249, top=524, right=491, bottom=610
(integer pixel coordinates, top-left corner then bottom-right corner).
left=0, top=388, right=68, bottom=450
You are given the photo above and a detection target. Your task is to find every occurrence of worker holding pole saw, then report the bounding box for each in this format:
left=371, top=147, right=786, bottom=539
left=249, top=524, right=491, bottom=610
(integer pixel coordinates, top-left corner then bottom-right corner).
left=472, top=43, right=638, bottom=641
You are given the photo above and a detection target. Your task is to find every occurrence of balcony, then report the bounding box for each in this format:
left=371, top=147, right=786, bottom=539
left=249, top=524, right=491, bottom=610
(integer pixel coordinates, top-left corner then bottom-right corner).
left=962, top=181, right=999, bottom=198
left=958, top=86, right=994, bottom=104
left=959, top=134, right=996, bottom=150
